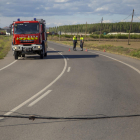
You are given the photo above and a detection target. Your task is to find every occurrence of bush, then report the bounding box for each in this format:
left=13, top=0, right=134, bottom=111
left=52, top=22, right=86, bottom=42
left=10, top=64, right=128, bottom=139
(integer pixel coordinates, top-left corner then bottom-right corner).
left=130, top=34, right=140, bottom=39
left=61, top=34, right=73, bottom=38
left=116, top=34, right=128, bottom=39
left=89, top=34, right=99, bottom=38
left=130, top=49, right=140, bottom=58
left=107, top=35, right=116, bottom=39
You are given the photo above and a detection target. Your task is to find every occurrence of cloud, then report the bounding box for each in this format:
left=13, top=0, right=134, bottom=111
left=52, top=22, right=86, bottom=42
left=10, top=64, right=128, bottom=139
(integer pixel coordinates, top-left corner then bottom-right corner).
left=0, top=0, right=140, bottom=27
left=95, top=7, right=108, bottom=12
left=0, top=0, right=139, bottom=17
left=103, top=20, right=111, bottom=23
left=45, top=7, right=50, bottom=10
left=54, top=0, right=69, bottom=2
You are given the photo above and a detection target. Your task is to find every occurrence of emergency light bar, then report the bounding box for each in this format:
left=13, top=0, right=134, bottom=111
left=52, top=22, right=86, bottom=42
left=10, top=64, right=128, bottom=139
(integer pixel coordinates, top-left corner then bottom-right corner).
left=17, top=18, right=20, bottom=21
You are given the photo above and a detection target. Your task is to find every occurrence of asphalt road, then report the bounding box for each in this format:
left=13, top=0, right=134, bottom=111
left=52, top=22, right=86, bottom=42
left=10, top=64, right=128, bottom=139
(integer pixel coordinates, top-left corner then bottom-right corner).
left=0, top=41, right=140, bottom=140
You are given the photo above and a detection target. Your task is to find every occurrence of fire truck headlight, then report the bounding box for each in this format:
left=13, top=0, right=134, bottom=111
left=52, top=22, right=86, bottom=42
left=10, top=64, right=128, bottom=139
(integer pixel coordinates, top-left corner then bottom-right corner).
left=15, top=47, right=17, bottom=49
left=38, top=46, right=41, bottom=49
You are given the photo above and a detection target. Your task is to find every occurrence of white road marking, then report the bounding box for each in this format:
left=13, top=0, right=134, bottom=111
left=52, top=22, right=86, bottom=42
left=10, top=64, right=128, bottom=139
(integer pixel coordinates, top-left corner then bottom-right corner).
left=0, top=60, right=17, bottom=71
left=89, top=51, right=140, bottom=74
left=50, top=41, right=140, bottom=75
left=0, top=48, right=67, bottom=120
left=28, top=90, right=52, bottom=107
left=67, top=67, right=71, bottom=72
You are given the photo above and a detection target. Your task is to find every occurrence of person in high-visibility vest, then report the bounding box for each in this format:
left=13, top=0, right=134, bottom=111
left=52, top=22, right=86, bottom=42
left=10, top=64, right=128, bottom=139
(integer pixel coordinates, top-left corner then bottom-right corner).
left=80, top=35, right=84, bottom=51
left=73, top=35, right=77, bottom=51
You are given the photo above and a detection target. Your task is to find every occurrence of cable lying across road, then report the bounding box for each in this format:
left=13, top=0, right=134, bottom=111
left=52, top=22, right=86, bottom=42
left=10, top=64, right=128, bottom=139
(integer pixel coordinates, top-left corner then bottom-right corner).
left=1, top=114, right=140, bottom=121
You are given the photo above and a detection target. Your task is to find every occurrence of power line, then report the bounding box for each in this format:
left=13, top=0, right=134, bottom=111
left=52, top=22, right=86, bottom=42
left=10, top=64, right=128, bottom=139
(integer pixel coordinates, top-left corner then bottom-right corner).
left=122, top=12, right=133, bottom=21
left=134, top=13, right=140, bottom=16
left=134, top=13, right=140, bottom=21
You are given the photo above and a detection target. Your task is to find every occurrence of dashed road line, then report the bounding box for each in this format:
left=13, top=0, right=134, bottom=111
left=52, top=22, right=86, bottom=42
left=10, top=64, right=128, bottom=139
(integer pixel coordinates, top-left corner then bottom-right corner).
left=50, top=41, right=140, bottom=75
left=0, top=48, right=67, bottom=120
left=67, top=67, right=71, bottom=72
left=28, top=90, right=52, bottom=107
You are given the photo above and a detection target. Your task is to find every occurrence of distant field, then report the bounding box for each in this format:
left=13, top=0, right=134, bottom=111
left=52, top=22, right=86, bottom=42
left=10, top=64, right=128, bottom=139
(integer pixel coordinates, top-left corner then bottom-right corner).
left=0, top=36, right=12, bottom=59
left=87, top=41, right=140, bottom=49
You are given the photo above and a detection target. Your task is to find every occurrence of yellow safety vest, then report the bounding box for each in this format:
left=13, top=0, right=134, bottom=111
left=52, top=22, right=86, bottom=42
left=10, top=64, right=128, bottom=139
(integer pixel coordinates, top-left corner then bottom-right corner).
left=73, top=36, right=77, bottom=41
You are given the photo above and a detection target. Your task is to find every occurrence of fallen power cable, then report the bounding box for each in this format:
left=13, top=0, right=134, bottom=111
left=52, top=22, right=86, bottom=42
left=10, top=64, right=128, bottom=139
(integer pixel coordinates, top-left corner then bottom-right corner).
left=1, top=114, right=140, bottom=121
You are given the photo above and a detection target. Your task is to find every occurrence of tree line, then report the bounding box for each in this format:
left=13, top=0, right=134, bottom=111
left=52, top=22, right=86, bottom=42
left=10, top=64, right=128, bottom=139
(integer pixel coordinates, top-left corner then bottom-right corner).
left=48, top=22, right=140, bottom=34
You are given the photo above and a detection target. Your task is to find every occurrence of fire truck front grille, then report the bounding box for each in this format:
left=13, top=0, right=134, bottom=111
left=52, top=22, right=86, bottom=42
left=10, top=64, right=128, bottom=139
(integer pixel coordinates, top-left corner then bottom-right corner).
left=23, top=44, right=32, bottom=46
left=20, top=40, right=34, bottom=43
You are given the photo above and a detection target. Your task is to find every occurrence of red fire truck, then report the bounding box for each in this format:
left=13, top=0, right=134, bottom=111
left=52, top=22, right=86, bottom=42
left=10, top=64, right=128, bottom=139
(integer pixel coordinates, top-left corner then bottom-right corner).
left=11, top=18, right=47, bottom=59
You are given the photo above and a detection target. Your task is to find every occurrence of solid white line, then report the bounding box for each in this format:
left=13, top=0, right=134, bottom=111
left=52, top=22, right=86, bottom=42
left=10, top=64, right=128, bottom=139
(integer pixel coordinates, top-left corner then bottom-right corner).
left=67, top=67, right=71, bottom=72
left=0, top=60, right=17, bottom=71
left=89, top=51, right=140, bottom=74
left=0, top=48, right=67, bottom=119
left=49, top=42, right=140, bottom=75
left=28, top=90, right=52, bottom=107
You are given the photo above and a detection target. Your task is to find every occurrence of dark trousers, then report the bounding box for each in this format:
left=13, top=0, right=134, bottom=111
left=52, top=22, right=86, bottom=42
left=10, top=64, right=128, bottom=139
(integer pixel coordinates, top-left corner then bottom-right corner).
left=73, top=42, right=76, bottom=50
left=80, top=43, right=83, bottom=50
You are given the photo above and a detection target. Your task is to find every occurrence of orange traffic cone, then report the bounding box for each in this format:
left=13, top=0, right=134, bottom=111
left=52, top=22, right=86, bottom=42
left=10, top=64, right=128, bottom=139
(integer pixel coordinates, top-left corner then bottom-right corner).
left=85, top=48, right=88, bottom=52
left=68, top=48, right=70, bottom=52
left=103, top=49, right=106, bottom=52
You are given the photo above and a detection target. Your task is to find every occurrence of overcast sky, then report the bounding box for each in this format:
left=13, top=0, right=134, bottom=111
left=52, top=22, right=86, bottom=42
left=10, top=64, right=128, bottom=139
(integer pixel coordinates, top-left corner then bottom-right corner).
left=0, top=0, right=140, bottom=28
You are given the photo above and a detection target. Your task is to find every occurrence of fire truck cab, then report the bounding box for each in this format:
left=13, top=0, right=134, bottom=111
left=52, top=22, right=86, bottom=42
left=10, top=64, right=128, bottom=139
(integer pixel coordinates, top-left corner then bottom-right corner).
left=11, top=18, right=47, bottom=59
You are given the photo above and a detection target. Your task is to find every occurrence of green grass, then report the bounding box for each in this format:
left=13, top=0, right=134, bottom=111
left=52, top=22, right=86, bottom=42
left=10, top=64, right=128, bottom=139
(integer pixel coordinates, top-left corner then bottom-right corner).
left=0, top=36, right=12, bottom=59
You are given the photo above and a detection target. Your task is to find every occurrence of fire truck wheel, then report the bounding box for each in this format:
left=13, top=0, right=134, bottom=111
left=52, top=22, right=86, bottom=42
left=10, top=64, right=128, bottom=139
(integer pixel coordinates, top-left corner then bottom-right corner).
left=14, top=51, right=18, bottom=60
left=40, top=49, right=44, bottom=59
left=44, top=52, right=47, bottom=57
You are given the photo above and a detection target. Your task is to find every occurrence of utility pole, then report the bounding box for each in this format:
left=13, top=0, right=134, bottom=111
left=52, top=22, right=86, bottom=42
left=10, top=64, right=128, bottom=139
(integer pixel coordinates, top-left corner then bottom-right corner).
left=99, top=17, right=103, bottom=43
left=85, top=22, right=87, bottom=38
left=77, top=25, right=78, bottom=36
left=86, top=22, right=87, bottom=36
left=128, top=9, right=134, bottom=45
left=77, top=25, right=79, bottom=36
left=78, top=25, right=79, bottom=35
left=59, top=30, right=61, bottom=41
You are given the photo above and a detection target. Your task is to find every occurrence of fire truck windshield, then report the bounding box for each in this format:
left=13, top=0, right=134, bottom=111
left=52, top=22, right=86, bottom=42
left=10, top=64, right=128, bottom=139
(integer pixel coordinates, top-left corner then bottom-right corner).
left=14, top=23, right=39, bottom=34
